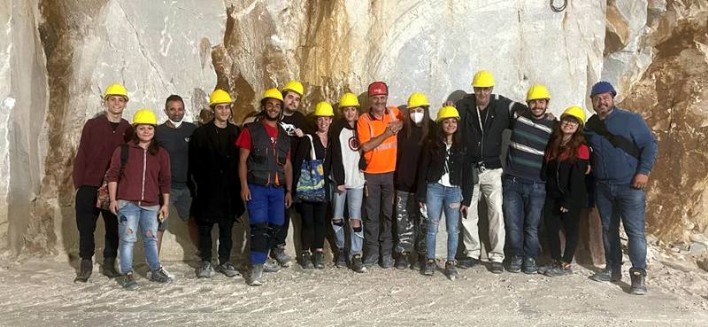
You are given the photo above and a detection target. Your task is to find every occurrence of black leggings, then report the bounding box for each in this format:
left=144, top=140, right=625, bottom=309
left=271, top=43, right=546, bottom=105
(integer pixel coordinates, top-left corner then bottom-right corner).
left=543, top=197, right=581, bottom=263
left=299, top=201, right=326, bottom=251
left=197, top=219, right=235, bottom=264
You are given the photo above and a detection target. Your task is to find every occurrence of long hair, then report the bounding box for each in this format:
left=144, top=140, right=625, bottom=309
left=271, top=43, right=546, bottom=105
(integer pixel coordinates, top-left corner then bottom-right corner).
left=545, top=117, right=586, bottom=162
left=401, top=106, right=431, bottom=146
left=131, top=125, right=160, bottom=155
left=433, top=118, right=461, bottom=151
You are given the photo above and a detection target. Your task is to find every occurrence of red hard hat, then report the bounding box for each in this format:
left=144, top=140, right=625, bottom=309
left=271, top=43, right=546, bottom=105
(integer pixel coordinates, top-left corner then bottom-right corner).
left=368, top=81, right=388, bottom=96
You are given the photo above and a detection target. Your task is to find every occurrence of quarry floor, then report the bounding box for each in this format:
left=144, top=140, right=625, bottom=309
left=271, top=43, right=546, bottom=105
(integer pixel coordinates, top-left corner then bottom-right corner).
left=0, top=254, right=707, bottom=326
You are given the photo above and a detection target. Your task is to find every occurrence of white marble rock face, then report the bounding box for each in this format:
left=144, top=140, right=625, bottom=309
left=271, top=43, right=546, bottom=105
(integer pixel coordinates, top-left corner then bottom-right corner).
left=0, top=0, right=706, bottom=258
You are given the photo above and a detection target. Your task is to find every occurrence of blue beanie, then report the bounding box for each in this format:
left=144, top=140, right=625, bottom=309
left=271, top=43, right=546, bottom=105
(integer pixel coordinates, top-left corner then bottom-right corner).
left=590, top=81, right=617, bottom=98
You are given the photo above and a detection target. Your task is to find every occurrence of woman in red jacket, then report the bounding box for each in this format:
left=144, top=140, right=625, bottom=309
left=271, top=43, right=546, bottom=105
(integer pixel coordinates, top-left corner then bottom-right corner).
left=541, top=106, right=589, bottom=277
left=107, top=109, right=172, bottom=290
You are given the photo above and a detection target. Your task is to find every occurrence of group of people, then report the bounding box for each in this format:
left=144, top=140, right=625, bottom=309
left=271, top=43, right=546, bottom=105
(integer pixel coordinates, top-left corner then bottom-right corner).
left=72, top=70, right=657, bottom=295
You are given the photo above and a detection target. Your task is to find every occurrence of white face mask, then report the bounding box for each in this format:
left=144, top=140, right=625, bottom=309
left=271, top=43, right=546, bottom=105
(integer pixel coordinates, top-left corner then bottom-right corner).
left=410, top=112, right=424, bottom=124
left=169, top=119, right=183, bottom=128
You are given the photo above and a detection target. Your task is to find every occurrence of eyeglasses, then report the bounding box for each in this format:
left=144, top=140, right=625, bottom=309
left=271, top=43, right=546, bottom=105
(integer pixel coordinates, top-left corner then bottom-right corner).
left=561, top=119, right=579, bottom=126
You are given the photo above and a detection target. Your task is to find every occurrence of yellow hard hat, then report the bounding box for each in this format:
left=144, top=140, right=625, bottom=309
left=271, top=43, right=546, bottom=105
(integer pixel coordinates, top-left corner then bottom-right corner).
left=132, top=108, right=158, bottom=126
left=436, top=106, right=460, bottom=122
left=209, top=89, right=232, bottom=106
left=282, top=80, right=304, bottom=96
left=561, top=106, right=587, bottom=127
left=104, top=83, right=129, bottom=101
left=314, top=101, right=335, bottom=117
left=262, top=88, right=284, bottom=101
left=338, top=92, right=360, bottom=108
left=407, top=92, right=430, bottom=108
left=471, top=70, right=495, bottom=88
left=526, top=84, right=551, bottom=101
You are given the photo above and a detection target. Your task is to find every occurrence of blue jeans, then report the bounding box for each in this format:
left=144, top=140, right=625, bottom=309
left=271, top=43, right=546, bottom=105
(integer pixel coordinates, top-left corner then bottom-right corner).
left=595, top=182, right=647, bottom=270
left=331, top=186, right=364, bottom=255
left=425, top=183, right=462, bottom=261
left=502, top=176, right=546, bottom=259
left=118, top=201, right=161, bottom=274
left=246, top=184, right=285, bottom=264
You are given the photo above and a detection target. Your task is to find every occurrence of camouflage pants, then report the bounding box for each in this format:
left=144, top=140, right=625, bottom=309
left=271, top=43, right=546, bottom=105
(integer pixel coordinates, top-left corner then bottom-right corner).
left=394, top=190, right=427, bottom=255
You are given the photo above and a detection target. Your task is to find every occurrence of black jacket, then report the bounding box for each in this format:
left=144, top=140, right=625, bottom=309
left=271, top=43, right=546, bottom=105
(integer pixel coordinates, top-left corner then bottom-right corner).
left=328, top=118, right=356, bottom=186
left=188, top=121, right=245, bottom=223
left=415, top=139, right=474, bottom=206
left=545, top=144, right=590, bottom=209
left=395, top=120, right=435, bottom=192
left=456, top=94, right=525, bottom=169
left=292, top=132, right=331, bottom=201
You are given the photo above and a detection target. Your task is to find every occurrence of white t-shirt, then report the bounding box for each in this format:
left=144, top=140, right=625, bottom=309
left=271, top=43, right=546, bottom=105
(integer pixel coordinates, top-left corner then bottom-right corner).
left=338, top=127, right=366, bottom=188
left=438, top=143, right=453, bottom=187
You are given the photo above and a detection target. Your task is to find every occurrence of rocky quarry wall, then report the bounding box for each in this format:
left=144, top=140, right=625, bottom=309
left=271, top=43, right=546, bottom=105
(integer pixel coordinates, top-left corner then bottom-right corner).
left=0, top=0, right=706, bottom=262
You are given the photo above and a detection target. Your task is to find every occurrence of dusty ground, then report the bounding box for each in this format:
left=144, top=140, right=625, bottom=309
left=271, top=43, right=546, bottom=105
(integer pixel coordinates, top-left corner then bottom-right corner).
left=0, top=253, right=706, bottom=326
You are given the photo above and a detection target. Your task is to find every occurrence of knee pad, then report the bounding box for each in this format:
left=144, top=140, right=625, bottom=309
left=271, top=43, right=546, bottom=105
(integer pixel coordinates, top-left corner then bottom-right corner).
left=250, top=223, right=269, bottom=253
left=267, top=224, right=283, bottom=238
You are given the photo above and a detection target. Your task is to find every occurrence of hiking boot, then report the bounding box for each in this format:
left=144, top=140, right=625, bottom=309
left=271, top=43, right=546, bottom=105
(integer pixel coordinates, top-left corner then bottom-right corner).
left=523, top=257, right=538, bottom=274
left=457, top=257, right=480, bottom=269
left=362, top=253, right=378, bottom=268
left=300, top=251, right=314, bottom=269
left=197, top=261, right=213, bottom=278
left=335, top=248, right=346, bottom=268
left=351, top=254, right=367, bottom=273
left=74, top=258, right=93, bottom=283
left=102, top=257, right=121, bottom=278
left=508, top=256, right=522, bottom=273
left=629, top=268, right=647, bottom=295
left=395, top=252, right=410, bottom=270
left=120, top=272, right=138, bottom=290
left=423, top=259, right=436, bottom=276
left=263, top=259, right=281, bottom=273
left=590, top=267, right=622, bottom=282
left=151, top=266, right=174, bottom=283
left=490, top=262, right=504, bottom=274
left=270, top=244, right=292, bottom=267
left=537, top=261, right=556, bottom=275
left=545, top=262, right=573, bottom=277
left=249, top=264, right=264, bottom=286
left=217, top=262, right=240, bottom=278
left=445, top=261, right=458, bottom=281
left=381, top=255, right=395, bottom=269
left=313, top=252, right=325, bottom=269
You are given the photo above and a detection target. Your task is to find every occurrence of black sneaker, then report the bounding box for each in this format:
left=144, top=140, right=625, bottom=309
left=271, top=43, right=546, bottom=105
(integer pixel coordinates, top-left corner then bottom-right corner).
left=151, top=266, right=174, bottom=283
left=537, top=261, right=556, bottom=275
left=351, top=254, right=367, bottom=273
left=102, top=257, right=121, bottom=278
left=508, top=256, right=522, bottom=273
left=590, top=267, right=622, bottom=282
left=263, top=259, right=281, bottom=273
left=522, top=257, right=538, bottom=274
left=629, top=268, right=647, bottom=295
left=445, top=261, right=458, bottom=281
left=217, top=262, right=240, bottom=278
left=270, top=244, right=292, bottom=267
left=313, top=252, right=325, bottom=269
left=300, top=251, right=314, bottom=269
left=457, top=257, right=480, bottom=269
left=335, top=248, right=346, bottom=268
left=545, top=262, right=573, bottom=277
left=121, top=272, right=138, bottom=290
left=74, top=259, right=93, bottom=283
left=490, top=262, right=504, bottom=274
left=395, top=252, right=410, bottom=269
left=197, top=261, right=212, bottom=278
left=381, top=255, right=394, bottom=269
left=423, top=259, right=436, bottom=276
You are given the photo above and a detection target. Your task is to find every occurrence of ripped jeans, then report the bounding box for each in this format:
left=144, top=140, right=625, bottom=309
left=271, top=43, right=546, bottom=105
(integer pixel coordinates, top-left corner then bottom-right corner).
left=331, top=187, right=364, bottom=256
left=395, top=190, right=426, bottom=256
left=117, top=200, right=161, bottom=274
left=425, top=182, right=462, bottom=261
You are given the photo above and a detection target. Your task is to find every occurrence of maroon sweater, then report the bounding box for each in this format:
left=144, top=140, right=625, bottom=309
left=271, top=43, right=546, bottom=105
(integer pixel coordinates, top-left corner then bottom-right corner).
left=72, top=115, right=133, bottom=189
left=106, top=141, right=171, bottom=206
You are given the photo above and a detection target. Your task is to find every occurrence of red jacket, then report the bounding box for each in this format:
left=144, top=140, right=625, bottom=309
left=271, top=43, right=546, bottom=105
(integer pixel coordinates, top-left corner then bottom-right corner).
left=106, top=141, right=171, bottom=206
left=72, top=115, right=133, bottom=188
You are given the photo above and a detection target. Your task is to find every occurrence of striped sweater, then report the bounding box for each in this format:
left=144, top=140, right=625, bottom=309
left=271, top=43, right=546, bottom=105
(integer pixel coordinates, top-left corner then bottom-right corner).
left=505, top=111, right=556, bottom=183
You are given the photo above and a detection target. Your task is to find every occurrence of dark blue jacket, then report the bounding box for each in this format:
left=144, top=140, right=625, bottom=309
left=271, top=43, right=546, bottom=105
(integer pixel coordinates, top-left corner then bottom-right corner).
left=585, top=107, right=658, bottom=185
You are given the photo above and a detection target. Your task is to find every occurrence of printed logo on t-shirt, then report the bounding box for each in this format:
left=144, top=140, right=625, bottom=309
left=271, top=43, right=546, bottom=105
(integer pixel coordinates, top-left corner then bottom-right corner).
left=348, top=136, right=360, bottom=151
left=280, top=122, right=297, bottom=136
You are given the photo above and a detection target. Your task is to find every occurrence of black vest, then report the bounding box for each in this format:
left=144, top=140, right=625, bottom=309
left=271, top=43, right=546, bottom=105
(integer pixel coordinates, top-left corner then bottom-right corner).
left=246, top=122, right=290, bottom=186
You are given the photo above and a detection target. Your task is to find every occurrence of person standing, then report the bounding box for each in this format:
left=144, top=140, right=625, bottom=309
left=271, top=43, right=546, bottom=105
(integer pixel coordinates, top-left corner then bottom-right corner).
left=189, top=89, right=245, bottom=279
left=503, top=84, right=556, bottom=274
left=155, top=95, right=198, bottom=252
left=72, top=83, right=133, bottom=282
left=541, top=106, right=589, bottom=277
left=237, top=88, right=293, bottom=286
left=329, top=93, right=367, bottom=273
left=455, top=70, right=525, bottom=273
left=107, top=109, right=172, bottom=290
left=394, top=92, right=435, bottom=269
left=357, top=81, right=403, bottom=268
left=585, top=81, right=658, bottom=295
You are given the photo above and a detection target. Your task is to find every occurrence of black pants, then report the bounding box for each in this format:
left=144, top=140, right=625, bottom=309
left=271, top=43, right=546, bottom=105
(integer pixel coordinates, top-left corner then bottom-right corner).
left=543, top=196, right=581, bottom=263
left=197, top=219, right=235, bottom=264
left=75, top=186, right=119, bottom=260
left=299, top=201, right=326, bottom=251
